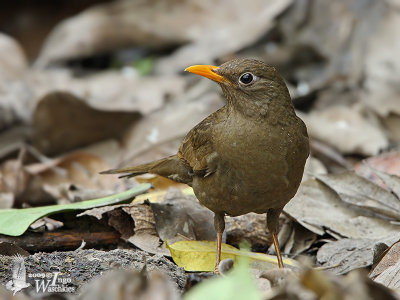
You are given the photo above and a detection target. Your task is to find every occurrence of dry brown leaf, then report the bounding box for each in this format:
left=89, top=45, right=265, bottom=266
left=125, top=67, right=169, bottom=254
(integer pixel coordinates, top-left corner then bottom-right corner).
left=0, top=155, right=47, bottom=207
left=355, top=151, right=400, bottom=183
left=30, top=216, right=64, bottom=232
left=32, top=91, right=139, bottom=155
left=78, top=201, right=164, bottom=254
left=36, top=0, right=291, bottom=73
left=275, top=0, right=383, bottom=92
left=123, top=203, right=169, bottom=255
left=283, top=222, right=317, bottom=256
left=150, top=189, right=215, bottom=245
left=77, top=203, right=130, bottom=220
left=0, top=33, right=31, bottom=129
left=154, top=0, right=293, bottom=74
left=370, top=240, right=400, bottom=290
left=317, top=237, right=398, bottom=275
left=31, top=71, right=186, bottom=115
left=315, top=172, right=400, bottom=221
left=309, top=139, right=351, bottom=170
left=302, top=156, right=327, bottom=182
left=266, top=266, right=398, bottom=300
left=284, top=179, right=400, bottom=239
left=25, top=151, right=119, bottom=190
left=0, top=33, right=27, bottom=81
left=370, top=241, right=400, bottom=287
left=362, top=2, right=400, bottom=117
left=0, top=150, right=124, bottom=206
left=374, top=260, right=400, bottom=290
left=300, top=105, right=388, bottom=156
left=0, top=158, right=27, bottom=195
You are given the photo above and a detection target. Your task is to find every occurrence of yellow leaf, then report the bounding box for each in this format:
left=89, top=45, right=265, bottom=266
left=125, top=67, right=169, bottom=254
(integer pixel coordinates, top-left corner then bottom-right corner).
left=132, top=187, right=194, bottom=204
left=136, top=175, right=187, bottom=190
left=166, top=240, right=297, bottom=272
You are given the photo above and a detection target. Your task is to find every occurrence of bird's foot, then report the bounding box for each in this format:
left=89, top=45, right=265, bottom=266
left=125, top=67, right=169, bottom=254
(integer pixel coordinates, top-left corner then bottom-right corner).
left=214, top=259, right=234, bottom=275
left=214, top=264, right=220, bottom=275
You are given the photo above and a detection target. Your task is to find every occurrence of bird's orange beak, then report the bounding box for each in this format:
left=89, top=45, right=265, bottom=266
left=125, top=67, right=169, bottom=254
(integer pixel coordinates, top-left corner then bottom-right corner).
left=185, top=65, right=226, bottom=83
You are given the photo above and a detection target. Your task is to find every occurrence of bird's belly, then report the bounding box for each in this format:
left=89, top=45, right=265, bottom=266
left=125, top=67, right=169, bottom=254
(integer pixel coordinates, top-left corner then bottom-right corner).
left=193, top=147, right=303, bottom=216
left=193, top=123, right=308, bottom=216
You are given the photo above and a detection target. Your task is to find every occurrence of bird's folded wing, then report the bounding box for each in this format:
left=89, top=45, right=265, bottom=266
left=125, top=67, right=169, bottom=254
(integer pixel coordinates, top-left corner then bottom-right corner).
left=178, top=108, right=225, bottom=175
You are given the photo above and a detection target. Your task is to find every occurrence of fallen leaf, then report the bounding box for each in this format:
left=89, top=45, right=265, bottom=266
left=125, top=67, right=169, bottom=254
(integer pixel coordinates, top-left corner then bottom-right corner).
left=370, top=240, right=400, bottom=289
left=0, top=153, right=48, bottom=207
left=151, top=189, right=215, bottom=244
left=315, top=172, right=400, bottom=221
left=0, top=34, right=29, bottom=129
left=26, top=151, right=119, bottom=190
left=362, top=2, right=400, bottom=117
left=302, top=156, right=327, bottom=182
left=166, top=240, right=296, bottom=272
left=299, top=105, right=388, bottom=156
left=155, top=0, right=293, bottom=74
left=373, top=260, right=400, bottom=290
left=317, top=236, right=398, bottom=275
left=265, top=265, right=398, bottom=300
left=0, top=33, right=27, bottom=81
left=32, top=91, right=139, bottom=155
left=123, top=203, right=168, bottom=255
left=30, top=216, right=64, bottom=232
left=68, top=72, right=186, bottom=115
left=275, top=0, right=383, bottom=92
left=283, top=222, right=317, bottom=256
left=36, top=0, right=292, bottom=75
left=284, top=179, right=400, bottom=239
left=0, top=183, right=151, bottom=236
left=77, top=203, right=130, bottom=220
left=128, top=233, right=168, bottom=257
left=355, top=151, right=400, bottom=188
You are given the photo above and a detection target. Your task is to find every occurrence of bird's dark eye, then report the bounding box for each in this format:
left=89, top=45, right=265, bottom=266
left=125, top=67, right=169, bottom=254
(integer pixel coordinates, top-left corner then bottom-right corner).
left=239, top=73, right=254, bottom=85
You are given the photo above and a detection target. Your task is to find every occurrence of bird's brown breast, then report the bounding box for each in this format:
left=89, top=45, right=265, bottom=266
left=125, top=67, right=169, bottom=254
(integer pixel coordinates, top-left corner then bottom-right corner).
left=190, top=106, right=309, bottom=216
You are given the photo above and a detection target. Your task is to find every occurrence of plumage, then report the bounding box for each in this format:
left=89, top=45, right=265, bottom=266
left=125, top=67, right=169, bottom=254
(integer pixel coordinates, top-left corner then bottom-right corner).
left=101, top=58, right=309, bottom=270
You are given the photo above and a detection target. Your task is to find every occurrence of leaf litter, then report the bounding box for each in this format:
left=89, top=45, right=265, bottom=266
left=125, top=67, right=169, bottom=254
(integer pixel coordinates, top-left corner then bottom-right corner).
left=1, top=0, right=400, bottom=298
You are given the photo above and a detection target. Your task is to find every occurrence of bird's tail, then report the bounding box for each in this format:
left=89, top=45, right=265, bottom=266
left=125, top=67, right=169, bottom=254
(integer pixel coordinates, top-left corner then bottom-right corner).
left=100, top=155, right=192, bottom=184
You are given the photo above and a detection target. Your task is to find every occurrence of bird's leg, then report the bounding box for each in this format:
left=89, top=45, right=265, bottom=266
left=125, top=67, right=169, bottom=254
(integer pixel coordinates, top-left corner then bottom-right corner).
left=266, top=207, right=284, bottom=268
left=214, top=212, right=225, bottom=273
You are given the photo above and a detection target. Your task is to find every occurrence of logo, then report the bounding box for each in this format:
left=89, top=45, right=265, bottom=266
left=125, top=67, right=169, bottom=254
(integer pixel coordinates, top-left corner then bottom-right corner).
left=4, top=255, right=75, bottom=295
left=28, top=271, right=74, bottom=293
left=5, top=255, right=31, bottom=295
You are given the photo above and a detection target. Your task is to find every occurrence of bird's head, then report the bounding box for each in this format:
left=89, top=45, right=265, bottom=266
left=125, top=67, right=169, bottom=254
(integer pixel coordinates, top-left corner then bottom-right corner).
left=185, top=58, right=292, bottom=118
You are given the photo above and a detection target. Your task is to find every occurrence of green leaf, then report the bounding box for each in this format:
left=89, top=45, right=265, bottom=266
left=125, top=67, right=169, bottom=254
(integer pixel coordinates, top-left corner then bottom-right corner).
left=166, top=240, right=297, bottom=272
left=0, top=184, right=152, bottom=236
left=184, top=258, right=262, bottom=300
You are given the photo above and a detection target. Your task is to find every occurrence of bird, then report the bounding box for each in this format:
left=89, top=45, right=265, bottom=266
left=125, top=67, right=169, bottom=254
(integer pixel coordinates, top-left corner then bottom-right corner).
left=6, top=255, right=31, bottom=295
left=101, top=58, right=309, bottom=270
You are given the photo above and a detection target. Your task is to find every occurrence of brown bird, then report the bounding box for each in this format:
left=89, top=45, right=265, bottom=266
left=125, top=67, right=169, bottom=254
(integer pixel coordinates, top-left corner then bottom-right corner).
left=101, top=58, right=309, bottom=269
